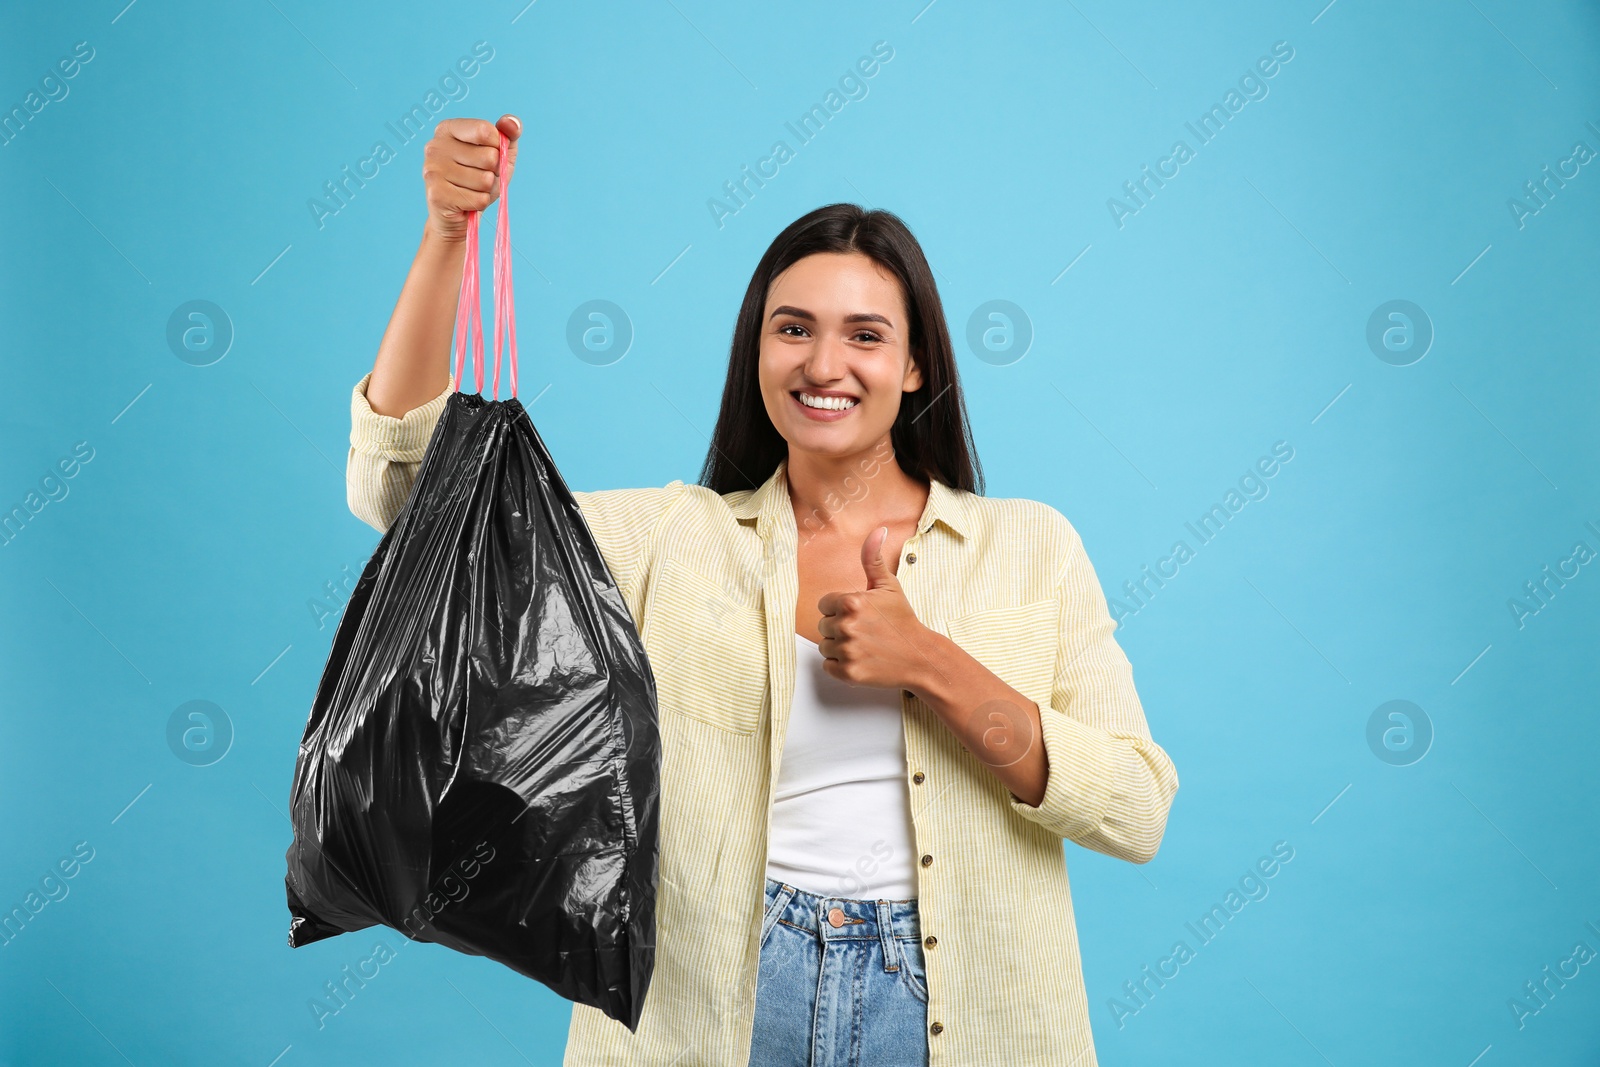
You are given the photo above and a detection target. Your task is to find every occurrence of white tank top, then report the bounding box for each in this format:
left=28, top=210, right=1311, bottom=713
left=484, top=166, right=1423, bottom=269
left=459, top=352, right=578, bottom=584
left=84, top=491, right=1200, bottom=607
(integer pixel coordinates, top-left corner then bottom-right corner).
left=763, top=632, right=918, bottom=901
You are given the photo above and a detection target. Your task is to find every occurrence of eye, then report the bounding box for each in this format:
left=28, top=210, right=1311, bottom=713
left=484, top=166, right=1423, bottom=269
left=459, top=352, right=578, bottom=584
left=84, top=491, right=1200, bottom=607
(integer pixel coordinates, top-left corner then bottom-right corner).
left=852, top=329, right=884, bottom=343
left=778, top=323, right=810, bottom=338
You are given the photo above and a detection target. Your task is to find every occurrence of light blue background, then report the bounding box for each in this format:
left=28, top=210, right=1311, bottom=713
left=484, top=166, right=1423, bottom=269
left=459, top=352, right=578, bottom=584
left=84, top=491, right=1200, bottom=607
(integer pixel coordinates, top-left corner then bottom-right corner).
left=3, top=0, right=1598, bottom=1063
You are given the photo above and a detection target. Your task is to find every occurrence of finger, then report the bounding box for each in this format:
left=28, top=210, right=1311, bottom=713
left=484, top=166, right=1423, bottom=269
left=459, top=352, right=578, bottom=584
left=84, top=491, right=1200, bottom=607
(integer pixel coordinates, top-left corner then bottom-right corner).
left=861, top=526, right=893, bottom=586
left=817, top=592, right=842, bottom=618
left=431, top=154, right=498, bottom=194
left=433, top=137, right=500, bottom=174
left=493, top=115, right=520, bottom=178
left=435, top=178, right=496, bottom=214
left=438, top=116, right=501, bottom=147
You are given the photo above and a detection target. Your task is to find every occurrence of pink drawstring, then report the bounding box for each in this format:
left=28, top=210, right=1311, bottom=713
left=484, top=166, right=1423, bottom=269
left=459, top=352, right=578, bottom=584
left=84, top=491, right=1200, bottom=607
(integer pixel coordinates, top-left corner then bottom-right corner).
left=452, top=129, right=517, bottom=398
left=451, top=208, right=481, bottom=394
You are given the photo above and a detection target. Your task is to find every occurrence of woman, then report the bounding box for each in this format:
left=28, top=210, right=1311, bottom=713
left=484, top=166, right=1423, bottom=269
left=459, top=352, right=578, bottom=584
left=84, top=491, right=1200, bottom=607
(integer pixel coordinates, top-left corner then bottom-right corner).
left=348, top=114, right=1178, bottom=1067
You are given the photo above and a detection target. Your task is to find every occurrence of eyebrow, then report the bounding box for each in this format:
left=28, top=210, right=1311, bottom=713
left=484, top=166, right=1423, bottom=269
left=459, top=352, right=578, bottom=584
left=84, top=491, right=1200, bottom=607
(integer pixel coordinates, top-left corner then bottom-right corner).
left=768, top=305, right=894, bottom=328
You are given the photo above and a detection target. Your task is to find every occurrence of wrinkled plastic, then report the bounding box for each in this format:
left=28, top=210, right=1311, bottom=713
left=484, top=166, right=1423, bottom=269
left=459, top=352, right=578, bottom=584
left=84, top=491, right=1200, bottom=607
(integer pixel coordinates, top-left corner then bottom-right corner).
left=283, top=130, right=658, bottom=1030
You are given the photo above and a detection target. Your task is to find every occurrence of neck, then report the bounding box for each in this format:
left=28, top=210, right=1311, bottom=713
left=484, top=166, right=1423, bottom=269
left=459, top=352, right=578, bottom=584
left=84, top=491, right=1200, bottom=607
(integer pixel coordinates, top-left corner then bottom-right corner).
left=784, top=443, right=927, bottom=543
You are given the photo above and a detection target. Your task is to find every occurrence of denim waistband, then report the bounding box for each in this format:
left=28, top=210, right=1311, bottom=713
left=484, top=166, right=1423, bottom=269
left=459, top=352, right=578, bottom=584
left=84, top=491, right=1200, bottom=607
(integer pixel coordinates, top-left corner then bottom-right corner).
left=762, top=877, right=921, bottom=945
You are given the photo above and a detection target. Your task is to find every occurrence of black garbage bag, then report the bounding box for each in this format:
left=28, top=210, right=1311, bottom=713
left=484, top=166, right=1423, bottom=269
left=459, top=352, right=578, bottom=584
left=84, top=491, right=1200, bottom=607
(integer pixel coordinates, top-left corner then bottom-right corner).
left=283, top=129, right=657, bottom=1030
left=285, top=387, right=660, bottom=1029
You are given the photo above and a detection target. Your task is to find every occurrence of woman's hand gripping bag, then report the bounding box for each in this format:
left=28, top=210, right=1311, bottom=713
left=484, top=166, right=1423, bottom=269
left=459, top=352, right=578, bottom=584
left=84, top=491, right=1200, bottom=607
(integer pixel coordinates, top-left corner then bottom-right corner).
left=283, top=131, right=659, bottom=1031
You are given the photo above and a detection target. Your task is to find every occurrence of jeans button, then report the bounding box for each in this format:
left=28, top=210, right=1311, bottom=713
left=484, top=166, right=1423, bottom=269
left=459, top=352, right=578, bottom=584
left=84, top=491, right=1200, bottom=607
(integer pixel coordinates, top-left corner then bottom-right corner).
left=827, top=907, right=846, bottom=928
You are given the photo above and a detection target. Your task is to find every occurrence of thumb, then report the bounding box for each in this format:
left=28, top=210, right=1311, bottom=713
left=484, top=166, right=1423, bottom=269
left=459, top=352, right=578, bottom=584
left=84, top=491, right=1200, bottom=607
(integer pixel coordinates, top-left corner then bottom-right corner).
left=861, top=526, right=898, bottom=590
left=496, top=114, right=521, bottom=174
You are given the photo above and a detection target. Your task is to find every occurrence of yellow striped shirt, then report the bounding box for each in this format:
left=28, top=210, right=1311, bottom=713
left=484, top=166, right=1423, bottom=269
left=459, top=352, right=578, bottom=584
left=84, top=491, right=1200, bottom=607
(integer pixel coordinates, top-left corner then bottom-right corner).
left=346, top=371, right=1179, bottom=1066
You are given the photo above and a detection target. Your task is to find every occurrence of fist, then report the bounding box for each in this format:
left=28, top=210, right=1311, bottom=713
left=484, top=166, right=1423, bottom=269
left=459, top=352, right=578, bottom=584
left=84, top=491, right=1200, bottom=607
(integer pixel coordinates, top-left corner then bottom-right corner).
left=423, top=114, right=521, bottom=242
left=815, top=526, right=932, bottom=691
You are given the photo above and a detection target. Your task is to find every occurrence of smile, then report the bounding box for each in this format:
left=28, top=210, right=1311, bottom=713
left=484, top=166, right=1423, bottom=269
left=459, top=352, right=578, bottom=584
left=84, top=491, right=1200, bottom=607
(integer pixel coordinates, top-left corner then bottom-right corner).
left=791, top=390, right=859, bottom=417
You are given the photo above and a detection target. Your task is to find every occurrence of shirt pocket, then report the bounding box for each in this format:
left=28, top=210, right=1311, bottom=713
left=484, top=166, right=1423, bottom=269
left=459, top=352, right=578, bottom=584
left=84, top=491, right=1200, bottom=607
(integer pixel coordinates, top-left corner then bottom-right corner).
left=943, top=596, right=1060, bottom=708
left=644, top=555, right=769, bottom=735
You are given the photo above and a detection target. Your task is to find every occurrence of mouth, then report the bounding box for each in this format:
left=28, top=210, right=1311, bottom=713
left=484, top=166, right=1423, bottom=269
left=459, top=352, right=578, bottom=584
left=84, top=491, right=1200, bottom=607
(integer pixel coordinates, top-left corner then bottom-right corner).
left=790, top=390, right=860, bottom=421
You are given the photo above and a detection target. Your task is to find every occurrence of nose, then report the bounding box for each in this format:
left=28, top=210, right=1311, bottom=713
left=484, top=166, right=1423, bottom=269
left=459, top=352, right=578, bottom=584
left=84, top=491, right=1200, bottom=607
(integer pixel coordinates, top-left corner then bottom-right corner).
left=803, top=333, right=848, bottom=384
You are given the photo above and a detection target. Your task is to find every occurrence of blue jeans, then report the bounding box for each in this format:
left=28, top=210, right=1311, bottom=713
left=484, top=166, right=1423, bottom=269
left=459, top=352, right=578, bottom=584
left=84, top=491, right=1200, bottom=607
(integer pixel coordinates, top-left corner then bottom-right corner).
left=747, top=878, right=930, bottom=1067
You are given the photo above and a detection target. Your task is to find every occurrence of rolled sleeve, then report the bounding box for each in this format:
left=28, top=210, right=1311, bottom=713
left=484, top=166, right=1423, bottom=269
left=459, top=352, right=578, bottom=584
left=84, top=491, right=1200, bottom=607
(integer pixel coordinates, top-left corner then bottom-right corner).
left=346, top=371, right=454, bottom=532
left=1007, top=523, right=1179, bottom=863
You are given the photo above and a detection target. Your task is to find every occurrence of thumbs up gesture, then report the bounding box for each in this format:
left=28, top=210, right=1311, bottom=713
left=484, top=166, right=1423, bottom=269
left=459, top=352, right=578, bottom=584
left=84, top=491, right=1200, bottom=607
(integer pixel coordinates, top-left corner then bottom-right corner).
left=815, top=526, right=937, bottom=691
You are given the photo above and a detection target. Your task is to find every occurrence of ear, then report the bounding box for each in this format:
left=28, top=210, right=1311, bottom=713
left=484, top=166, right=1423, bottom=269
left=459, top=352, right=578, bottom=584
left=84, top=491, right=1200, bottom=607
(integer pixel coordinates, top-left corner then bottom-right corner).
left=903, top=351, right=924, bottom=393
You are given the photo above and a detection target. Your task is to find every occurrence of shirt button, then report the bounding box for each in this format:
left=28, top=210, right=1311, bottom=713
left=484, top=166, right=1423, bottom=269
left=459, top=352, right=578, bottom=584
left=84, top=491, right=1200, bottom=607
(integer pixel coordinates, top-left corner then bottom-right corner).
left=905, top=552, right=917, bottom=564
left=924, top=935, right=937, bottom=949
left=920, top=854, right=934, bottom=868
left=827, top=907, right=846, bottom=928
left=912, top=771, right=925, bottom=785
left=930, top=1021, right=944, bottom=1036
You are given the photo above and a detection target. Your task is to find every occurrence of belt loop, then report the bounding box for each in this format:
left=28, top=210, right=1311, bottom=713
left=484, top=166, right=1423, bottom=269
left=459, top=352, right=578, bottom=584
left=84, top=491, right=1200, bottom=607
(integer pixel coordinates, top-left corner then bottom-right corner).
left=876, top=899, right=899, bottom=971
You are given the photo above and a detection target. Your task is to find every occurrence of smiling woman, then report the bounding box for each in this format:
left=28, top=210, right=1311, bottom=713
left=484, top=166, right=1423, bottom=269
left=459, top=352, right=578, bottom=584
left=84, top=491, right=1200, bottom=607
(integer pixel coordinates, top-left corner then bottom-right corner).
left=347, top=118, right=1178, bottom=1067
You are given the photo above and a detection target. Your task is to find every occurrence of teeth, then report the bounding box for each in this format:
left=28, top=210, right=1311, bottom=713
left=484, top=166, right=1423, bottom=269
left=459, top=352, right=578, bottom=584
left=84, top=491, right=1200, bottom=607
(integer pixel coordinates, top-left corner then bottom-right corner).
left=797, top=392, right=858, bottom=411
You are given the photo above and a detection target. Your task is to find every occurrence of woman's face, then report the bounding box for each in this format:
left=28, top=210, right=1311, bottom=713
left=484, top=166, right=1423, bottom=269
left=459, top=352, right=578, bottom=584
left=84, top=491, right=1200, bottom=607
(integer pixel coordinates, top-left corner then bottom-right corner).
left=757, top=251, right=923, bottom=463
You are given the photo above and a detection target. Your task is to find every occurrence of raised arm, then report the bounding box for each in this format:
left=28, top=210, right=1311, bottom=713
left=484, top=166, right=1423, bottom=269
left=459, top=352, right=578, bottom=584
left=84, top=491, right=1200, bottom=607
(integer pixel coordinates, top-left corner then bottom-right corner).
left=346, top=110, right=689, bottom=605
left=346, top=114, right=520, bottom=532
left=366, top=114, right=520, bottom=418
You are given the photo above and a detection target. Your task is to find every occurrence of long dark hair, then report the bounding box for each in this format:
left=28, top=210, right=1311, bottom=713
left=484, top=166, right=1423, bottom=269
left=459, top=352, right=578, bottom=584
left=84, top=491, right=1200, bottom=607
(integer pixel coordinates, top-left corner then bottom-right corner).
left=696, top=203, right=984, bottom=496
